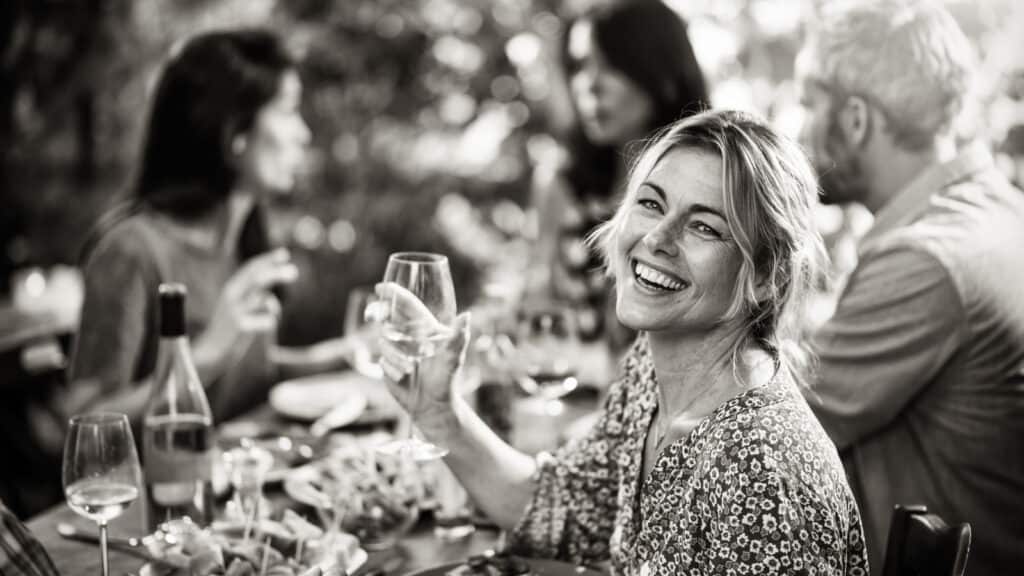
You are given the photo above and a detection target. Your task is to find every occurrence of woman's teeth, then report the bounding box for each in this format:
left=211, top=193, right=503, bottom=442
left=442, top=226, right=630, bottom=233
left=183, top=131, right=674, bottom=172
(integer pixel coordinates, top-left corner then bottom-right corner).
left=633, top=261, right=685, bottom=291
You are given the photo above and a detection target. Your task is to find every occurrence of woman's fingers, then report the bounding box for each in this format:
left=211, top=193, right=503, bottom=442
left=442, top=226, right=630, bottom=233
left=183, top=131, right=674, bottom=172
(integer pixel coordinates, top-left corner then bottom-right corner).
left=379, top=337, right=415, bottom=377
left=373, top=282, right=444, bottom=330
left=231, top=249, right=299, bottom=297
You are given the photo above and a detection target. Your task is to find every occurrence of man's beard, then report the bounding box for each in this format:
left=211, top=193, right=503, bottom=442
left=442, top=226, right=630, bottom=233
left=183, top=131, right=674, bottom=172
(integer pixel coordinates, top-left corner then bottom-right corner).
left=815, top=108, right=871, bottom=206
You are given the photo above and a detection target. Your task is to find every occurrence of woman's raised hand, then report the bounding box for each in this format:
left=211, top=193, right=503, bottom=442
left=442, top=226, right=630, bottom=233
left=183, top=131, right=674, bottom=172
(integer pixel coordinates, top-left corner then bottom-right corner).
left=373, top=281, right=470, bottom=427
left=195, top=248, right=299, bottom=378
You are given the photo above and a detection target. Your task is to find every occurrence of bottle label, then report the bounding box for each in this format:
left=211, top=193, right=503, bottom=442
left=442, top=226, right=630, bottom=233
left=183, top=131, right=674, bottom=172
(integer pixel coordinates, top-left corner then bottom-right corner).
left=144, top=449, right=215, bottom=484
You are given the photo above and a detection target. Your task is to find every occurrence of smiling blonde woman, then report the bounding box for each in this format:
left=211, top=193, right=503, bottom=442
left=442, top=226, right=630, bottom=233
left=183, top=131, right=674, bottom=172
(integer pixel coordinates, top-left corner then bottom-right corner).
left=377, top=109, right=868, bottom=575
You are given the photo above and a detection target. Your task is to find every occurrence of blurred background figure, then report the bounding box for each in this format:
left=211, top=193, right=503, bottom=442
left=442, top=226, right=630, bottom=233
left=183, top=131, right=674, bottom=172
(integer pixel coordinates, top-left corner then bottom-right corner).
left=526, top=0, right=708, bottom=351
left=796, top=1, right=1024, bottom=573
left=998, top=123, right=1024, bottom=186
left=70, top=29, right=353, bottom=428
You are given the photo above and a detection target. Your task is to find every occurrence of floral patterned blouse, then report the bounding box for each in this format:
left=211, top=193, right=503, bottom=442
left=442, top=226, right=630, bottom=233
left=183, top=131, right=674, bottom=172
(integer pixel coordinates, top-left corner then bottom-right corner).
left=509, top=336, right=869, bottom=575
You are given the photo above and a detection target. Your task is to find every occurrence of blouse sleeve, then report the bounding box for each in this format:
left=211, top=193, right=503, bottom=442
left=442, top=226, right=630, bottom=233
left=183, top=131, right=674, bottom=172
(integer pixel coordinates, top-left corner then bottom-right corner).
left=69, top=226, right=157, bottom=411
left=508, top=338, right=646, bottom=564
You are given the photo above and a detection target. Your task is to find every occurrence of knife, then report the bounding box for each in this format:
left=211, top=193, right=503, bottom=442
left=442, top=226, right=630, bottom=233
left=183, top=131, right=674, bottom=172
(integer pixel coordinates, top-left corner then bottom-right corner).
left=56, top=523, right=182, bottom=568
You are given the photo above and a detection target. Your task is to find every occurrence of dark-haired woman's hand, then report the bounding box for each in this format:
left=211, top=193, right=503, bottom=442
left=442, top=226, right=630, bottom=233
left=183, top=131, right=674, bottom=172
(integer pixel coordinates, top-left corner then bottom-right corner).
left=193, top=248, right=299, bottom=382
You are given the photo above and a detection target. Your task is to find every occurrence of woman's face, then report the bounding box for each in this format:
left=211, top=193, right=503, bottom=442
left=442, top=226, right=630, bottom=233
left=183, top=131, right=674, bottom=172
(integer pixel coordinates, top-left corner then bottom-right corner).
left=613, top=147, right=743, bottom=335
left=237, top=70, right=311, bottom=195
left=567, top=20, right=655, bottom=146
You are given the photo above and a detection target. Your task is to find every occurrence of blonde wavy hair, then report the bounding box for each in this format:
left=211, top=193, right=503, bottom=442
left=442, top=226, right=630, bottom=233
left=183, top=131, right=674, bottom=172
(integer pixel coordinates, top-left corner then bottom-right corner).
left=590, top=110, right=828, bottom=384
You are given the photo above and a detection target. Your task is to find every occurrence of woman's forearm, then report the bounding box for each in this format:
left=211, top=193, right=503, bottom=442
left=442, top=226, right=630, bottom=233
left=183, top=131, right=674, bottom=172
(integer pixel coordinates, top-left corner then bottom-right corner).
left=418, top=395, right=538, bottom=530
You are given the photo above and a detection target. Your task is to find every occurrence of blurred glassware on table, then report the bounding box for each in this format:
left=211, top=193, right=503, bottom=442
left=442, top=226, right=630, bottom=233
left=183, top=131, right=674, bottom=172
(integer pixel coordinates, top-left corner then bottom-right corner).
left=459, top=312, right=517, bottom=443
left=143, top=283, right=215, bottom=532
left=344, top=285, right=384, bottom=380
left=514, top=302, right=580, bottom=410
left=429, top=460, right=475, bottom=541
left=62, top=412, right=143, bottom=576
left=375, top=252, right=457, bottom=462
left=222, top=443, right=275, bottom=523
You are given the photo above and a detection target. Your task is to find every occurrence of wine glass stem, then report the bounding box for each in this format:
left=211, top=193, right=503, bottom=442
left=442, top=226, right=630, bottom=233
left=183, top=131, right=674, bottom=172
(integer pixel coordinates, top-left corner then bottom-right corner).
left=407, top=358, right=422, bottom=443
left=98, top=521, right=109, bottom=576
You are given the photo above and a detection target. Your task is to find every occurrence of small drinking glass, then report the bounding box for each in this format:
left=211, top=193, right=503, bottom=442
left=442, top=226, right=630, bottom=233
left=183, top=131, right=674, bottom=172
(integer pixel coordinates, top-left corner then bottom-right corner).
left=223, top=444, right=274, bottom=524
left=62, top=413, right=143, bottom=576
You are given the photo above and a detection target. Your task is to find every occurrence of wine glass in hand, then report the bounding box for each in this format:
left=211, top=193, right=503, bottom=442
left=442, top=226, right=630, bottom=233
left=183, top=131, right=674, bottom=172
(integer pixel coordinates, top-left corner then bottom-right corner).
left=376, top=252, right=457, bottom=461
left=63, top=413, right=143, bottom=576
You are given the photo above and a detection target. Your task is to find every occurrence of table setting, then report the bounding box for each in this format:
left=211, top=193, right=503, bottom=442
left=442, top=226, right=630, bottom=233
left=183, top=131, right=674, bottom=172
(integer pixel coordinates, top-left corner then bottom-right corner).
left=28, top=251, right=610, bottom=576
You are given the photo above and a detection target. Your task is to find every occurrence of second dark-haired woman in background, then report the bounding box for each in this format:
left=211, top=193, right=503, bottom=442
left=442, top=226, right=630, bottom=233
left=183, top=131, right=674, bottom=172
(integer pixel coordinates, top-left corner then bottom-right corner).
left=70, top=28, right=353, bottom=424
left=529, top=0, right=708, bottom=348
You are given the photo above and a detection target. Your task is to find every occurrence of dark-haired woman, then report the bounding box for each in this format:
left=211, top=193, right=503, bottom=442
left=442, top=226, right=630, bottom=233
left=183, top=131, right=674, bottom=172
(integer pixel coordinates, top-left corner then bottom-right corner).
left=70, top=29, right=352, bottom=423
left=529, top=0, right=708, bottom=347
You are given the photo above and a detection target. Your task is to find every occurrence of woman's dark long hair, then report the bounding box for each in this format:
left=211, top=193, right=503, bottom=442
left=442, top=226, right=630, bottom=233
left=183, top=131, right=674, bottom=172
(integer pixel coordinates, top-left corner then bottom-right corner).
left=562, top=0, right=709, bottom=200
left=131, top=28, right=294, bottom=258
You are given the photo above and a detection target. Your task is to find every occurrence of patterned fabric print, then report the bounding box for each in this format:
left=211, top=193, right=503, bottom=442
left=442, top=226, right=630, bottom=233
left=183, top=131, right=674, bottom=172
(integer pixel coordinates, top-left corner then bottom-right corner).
left=509, top=335, right=869, bottom=576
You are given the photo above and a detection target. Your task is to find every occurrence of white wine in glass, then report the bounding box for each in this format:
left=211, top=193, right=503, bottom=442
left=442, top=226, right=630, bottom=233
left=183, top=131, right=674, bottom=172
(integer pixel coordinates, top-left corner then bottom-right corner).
left=63, top=413, right=143, bottom=576
left=376, top=251, right=457, bottom=462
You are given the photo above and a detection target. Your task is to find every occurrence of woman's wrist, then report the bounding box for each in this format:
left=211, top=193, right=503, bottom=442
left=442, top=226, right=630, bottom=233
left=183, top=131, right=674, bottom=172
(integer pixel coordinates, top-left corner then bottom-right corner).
left=414, top=395, right=467, bottom=445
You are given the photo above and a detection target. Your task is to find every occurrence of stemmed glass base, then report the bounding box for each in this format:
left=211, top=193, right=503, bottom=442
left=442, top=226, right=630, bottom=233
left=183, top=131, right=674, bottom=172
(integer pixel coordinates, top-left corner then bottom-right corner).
left=376, top=436, right=449, bottom=462
left=376, top=357, right=449, bottom=462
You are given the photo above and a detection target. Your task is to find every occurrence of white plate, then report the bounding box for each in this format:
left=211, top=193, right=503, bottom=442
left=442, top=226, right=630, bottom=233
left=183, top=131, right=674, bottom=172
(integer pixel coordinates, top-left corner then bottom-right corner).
left=270, top=371, right=368, bottom=423
left=272, top=366, right=403, bottom=426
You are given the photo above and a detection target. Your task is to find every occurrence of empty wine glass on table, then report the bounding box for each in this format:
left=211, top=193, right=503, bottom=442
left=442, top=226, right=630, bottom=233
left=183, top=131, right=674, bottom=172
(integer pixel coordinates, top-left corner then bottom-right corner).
left=62, top=412, right=143, bottom=576
left=515, top=303, right=581, bottom=415
left=375, top=251, right=457, bottom=462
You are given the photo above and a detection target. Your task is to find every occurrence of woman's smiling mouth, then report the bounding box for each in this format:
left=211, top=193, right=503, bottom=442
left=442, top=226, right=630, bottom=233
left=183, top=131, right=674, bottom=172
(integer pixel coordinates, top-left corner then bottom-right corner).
left=631, top=259, right=687, bottom=292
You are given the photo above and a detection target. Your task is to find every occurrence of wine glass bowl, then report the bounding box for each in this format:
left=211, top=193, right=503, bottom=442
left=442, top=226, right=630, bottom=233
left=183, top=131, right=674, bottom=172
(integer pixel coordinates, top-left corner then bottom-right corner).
left=62, top=412, right=143, bottom=576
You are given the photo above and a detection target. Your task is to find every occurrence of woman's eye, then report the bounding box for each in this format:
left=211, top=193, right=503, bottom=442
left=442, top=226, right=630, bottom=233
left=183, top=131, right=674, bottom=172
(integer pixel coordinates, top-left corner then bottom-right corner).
left=693, top=222, right=722, bottom=238
left=638, top=199, right=662, bottom=213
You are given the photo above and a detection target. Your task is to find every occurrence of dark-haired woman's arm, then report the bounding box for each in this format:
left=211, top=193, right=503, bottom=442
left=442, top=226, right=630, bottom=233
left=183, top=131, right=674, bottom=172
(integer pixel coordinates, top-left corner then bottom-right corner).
left=269, top=337, right=357, bottom=380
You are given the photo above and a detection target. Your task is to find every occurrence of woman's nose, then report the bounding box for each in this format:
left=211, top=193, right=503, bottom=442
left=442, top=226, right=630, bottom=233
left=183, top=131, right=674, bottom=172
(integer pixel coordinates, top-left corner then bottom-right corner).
left=641, top=222, right=679, bottom=256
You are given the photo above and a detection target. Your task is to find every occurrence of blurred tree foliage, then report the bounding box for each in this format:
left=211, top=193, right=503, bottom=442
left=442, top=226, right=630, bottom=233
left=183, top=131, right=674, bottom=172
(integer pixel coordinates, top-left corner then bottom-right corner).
left=2, top=0, right=1020, bottom=346
left=1, top=0, right=566, bottom=345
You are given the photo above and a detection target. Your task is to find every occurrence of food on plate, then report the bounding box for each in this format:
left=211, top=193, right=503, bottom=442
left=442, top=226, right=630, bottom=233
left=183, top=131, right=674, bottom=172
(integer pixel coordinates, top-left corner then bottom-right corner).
left=150, top=511, right=360, bottom=576
left=293, top=446, right=421, bottom=547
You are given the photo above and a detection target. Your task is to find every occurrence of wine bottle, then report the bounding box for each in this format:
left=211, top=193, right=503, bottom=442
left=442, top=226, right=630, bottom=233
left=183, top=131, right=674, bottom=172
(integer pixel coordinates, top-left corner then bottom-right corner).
left=143, top=283, right=215, bottom=531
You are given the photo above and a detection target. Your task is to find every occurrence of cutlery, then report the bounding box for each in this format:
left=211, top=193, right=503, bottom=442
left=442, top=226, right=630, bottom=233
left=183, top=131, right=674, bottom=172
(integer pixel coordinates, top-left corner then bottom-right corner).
left=56, top=523, right=179, bottom=568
